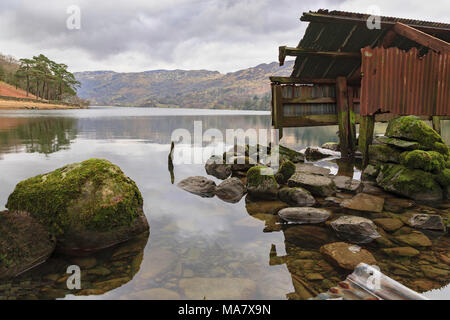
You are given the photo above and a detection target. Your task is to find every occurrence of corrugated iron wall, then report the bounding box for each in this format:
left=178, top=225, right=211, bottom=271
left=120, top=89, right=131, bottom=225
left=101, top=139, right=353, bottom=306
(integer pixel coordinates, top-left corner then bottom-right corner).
left=361, top=46, right=450, bottom=116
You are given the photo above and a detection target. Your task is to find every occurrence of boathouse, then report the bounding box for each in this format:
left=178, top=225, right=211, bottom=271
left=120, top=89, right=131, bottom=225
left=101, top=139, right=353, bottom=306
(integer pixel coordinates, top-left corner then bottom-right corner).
left=271, top=10, right=450, bottom=165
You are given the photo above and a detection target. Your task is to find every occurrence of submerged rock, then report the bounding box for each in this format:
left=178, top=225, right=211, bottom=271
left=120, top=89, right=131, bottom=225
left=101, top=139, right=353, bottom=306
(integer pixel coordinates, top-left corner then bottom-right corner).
left=408, top=214, right=446, bottom=232
left=394, top=231, right=432, bottom=247
left=373, top=218, right=404, bottom=232
left=340, top=193, right=384, bottom=213
left=330, top=216, right=381, bottom=244
left=205, top=155, right=232, bottom=180
left=381, top=247, right=420, bottom=257
left=320, top=242, right=377, bottom=270
left=246, top=166, right=279, bottom=200
left=278, top=207, right=331, bottom=224
left=376, top=164, right=443, bottom=201
left=284, top=225, right=335, bottom=248
left=288, top=172, right=336, bottom=197
left=215, top=177, right=246, bottom=203
left=383, top=197, right=415, bottom=213
left=6, top=159, right=149, bottom=254
left=0, top=210, right=56, bottom=279
left=278, top=187, right=316, bottom=207
left=178, top=176, right=216, bottom=198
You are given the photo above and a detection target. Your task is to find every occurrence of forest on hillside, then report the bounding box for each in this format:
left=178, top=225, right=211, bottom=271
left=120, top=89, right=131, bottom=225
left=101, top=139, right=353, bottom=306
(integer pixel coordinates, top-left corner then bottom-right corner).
left=0, top=53, right=85, bottom=104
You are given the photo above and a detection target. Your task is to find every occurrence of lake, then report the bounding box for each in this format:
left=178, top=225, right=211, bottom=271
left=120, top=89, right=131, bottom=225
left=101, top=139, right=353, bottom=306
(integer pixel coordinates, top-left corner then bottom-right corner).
left=0, top=106, right=448, bottom=300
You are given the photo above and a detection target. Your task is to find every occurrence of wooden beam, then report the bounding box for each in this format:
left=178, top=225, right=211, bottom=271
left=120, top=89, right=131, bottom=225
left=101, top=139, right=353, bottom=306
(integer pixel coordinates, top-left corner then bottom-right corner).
left=270, top=76, right=337, bottom=84
left=347, top=86, right=357, bottom=152
left=281, top=115, right=338, bottom=127
left=281, top=46, right=361, bottom=60
left=282, top=97, right=336, bottom=104
left=392, top=22, right=450, bottom=53
left=269, top=76, right=361, bottom=86
left=301, top=11, right=450, bottom=34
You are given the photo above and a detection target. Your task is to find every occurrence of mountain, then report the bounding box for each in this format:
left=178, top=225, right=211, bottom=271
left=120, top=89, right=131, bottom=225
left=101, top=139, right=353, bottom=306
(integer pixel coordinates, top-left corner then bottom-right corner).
left=74, top=61, right=294, bottom=110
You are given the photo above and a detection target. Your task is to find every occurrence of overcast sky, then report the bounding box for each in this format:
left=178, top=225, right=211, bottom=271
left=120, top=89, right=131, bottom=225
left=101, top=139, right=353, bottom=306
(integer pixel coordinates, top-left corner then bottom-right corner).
left=0, top=0, right=448, bottom=73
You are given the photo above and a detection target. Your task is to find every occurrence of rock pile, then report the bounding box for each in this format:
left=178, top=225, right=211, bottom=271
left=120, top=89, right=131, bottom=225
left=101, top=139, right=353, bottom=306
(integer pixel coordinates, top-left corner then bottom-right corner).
left=365, top=116, right=450, bottom=201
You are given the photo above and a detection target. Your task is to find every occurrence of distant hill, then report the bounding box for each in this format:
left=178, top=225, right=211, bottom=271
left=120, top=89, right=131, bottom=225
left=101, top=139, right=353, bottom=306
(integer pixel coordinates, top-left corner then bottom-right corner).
left=74, top=61, right=294, bottom=110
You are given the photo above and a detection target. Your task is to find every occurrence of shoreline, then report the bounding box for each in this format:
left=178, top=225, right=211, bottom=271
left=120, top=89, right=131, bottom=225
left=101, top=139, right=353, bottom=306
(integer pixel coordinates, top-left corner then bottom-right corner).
left=0, top=99, right=87, bottom=110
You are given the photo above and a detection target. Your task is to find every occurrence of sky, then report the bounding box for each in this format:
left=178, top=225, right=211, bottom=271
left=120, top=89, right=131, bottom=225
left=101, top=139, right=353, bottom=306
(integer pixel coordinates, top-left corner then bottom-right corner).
left=0, top=0, right=449, bottom=73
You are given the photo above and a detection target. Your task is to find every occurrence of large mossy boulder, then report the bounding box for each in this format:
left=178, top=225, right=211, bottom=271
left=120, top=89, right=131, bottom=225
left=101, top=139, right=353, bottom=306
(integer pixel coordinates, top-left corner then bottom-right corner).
left=6, top=159, right=149, bottom=254
left=275, top=160, right=296, bottom=184
left=0, top=210, right=56, bottom=279
left=246, top=165, right=279, bottom=200
left=376, top=164, right=443, bottom=201
left=385, top=116, right=446, bottom=152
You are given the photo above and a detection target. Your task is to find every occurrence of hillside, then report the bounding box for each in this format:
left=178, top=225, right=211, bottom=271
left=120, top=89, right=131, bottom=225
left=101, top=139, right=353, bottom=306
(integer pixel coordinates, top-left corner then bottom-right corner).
left=0, top=81, right=37, bottom=99
left=75, top=61, right=294, bottom=110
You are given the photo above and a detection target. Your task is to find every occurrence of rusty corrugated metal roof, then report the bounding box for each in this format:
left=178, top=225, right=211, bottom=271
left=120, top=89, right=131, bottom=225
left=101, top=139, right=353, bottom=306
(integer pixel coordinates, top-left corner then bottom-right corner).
left=360, top=47, right=450, bottom=116
left=291, top=10, right=450, bottom=79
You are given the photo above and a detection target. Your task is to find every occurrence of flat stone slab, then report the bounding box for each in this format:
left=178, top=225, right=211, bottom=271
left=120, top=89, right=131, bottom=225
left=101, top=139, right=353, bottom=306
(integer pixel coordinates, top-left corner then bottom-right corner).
left=340, top=193, right=385, bottom=213
left=320, top=242, right=377, bottom=270
left=333, top=176, right=363, bottom=193
left=288, top=172, right=336, bottom=197
left=375, top=136, right=420, bottom=150
left=381, top=247, right=420, bottom=257
left=278, top=207, right=331, bottom=224
left=294, top=163, right=331, bottom=176
left=373, top=218, right=404, bottom=232
left=394, top=231, right=432, bottom=247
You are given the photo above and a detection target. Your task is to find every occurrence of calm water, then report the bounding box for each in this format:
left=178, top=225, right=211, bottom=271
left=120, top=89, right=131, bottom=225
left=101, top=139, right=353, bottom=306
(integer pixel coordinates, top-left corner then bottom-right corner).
left=0, top=106, right=448, bottom=300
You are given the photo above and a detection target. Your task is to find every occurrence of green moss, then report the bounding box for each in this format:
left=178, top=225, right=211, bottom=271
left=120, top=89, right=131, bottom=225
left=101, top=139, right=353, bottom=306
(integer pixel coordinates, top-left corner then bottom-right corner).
left=246, top=165, right=277, bottom=187
left=368, top=144, right=401, bottom=163
left=276, top=145, right=304, bottom=163
left=435, top=168, right=450, bottom=187
left=386, top=116, right=444, bottom=150
left=433, top=142, right=450, bottom=158
left=447, top=160, right=450, bottom=168
left=276, top=160, right=296, bottom=184
left=377, top=164, right=443, bottom=200
left=6, top=159, right=143, bottom=235
left=400, top=150, right=446, bottom=173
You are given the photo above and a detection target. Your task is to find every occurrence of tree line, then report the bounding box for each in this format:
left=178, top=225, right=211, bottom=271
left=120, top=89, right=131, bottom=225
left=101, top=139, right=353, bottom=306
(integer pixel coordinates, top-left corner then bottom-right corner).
left=0, top=53, right=80, bottom=102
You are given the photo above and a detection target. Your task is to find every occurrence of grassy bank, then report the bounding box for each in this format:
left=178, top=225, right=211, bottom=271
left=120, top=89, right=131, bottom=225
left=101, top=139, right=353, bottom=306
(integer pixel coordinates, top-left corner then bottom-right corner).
left=0, top=95, right=87, bottom=110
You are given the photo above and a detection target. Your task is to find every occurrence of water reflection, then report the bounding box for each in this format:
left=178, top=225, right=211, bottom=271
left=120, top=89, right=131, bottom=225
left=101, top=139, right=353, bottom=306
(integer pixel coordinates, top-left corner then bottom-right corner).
left=0, top=108, right=448, bottom=300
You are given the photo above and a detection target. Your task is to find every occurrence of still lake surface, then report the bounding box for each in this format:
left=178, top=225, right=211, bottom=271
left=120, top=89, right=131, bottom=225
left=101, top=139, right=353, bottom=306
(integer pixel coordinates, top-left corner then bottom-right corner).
left=0, top=106, right=448, bottom=300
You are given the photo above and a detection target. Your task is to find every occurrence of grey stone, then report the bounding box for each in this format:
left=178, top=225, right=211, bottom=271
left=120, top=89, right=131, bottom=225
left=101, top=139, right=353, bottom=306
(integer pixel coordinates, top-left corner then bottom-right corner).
left=177, top=176, right=216, bottom=198
left=215, top=178, right=246, bottom=203
left=278, top=207, right=331, bottom=224
left=331, top=215, right=381, bottom=244
left=278, top=187, right=316, bottom=207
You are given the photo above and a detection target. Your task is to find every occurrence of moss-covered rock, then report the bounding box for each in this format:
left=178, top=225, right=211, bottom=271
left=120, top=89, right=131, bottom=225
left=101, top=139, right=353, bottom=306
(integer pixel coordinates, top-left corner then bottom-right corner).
left=376, top=164, right=443, bottom=201
left=246, top=165, right=279, bottom=200
left=385, top=116, right=445, bottom=151
left=274, top=145, right=305, bottom=163
left=6, top=159, right=149, bottom=254
left=368, top=144, right=401, bottom=163
left=275, top=160, right=296, bottom=184
left=435, top=168, right=450, bottom=189
left=400, top=150, right=446, bottom=173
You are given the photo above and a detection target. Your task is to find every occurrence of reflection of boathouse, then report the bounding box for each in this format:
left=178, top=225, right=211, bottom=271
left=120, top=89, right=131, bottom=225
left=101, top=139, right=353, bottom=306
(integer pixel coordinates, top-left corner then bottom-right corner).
left=270, top=10, right=450, bottom=164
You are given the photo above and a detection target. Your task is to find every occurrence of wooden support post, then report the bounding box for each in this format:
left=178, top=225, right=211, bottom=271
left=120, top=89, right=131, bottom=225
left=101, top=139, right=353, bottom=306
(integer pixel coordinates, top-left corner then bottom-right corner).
left=359, top=115, right=375, bottom=168
left=347, top=86, right=357, bottom=152
left=273, top=84, right=284, bottom=140
left=432, top=116, right=441, bottom=135
left=336, top=77, right=353, bottom=158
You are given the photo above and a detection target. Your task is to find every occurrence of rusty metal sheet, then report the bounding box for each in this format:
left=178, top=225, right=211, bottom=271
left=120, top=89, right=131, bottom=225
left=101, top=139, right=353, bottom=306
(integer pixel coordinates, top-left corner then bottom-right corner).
left=361, top=46, right=450, bottom=116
